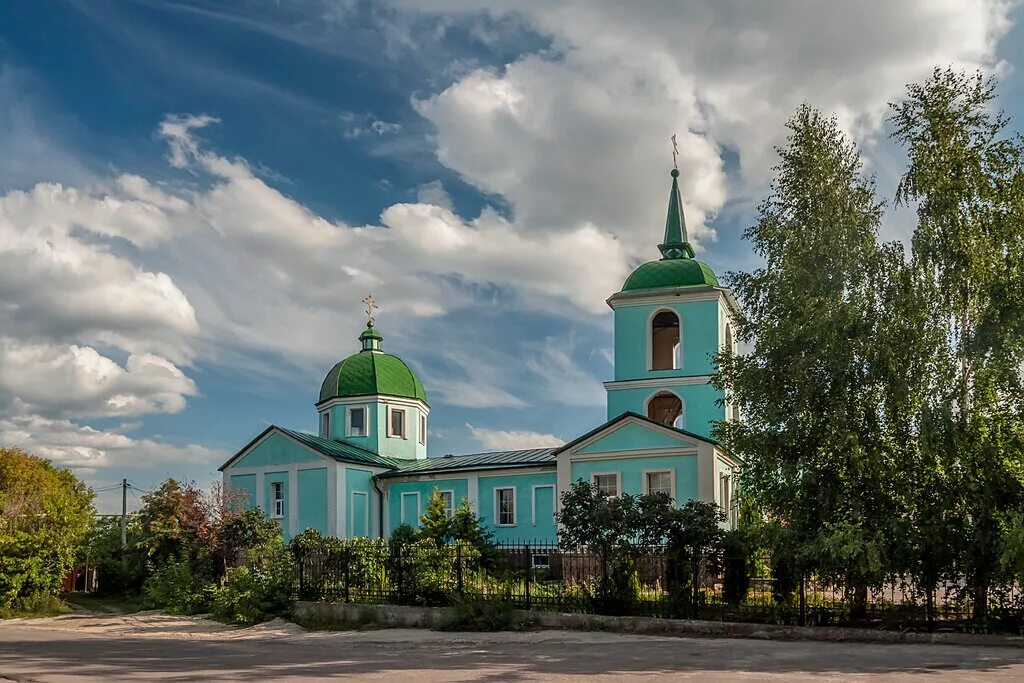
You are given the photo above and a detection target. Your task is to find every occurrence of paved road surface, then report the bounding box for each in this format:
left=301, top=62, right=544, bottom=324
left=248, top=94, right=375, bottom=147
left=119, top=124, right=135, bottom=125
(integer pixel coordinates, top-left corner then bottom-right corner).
left=2, top=612, right=1024, bottom=681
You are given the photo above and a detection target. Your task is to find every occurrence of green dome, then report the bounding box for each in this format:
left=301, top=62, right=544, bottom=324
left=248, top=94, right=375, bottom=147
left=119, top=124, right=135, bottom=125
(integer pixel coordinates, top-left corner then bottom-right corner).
left=319, top=327, right=427, bottom=404
left=621, top=258, right=719, bottom=292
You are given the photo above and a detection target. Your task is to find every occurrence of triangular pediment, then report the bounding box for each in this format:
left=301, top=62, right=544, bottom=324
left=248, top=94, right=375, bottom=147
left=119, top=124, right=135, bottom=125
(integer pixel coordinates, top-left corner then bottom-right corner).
left=557, top=412, right=707, bottom=458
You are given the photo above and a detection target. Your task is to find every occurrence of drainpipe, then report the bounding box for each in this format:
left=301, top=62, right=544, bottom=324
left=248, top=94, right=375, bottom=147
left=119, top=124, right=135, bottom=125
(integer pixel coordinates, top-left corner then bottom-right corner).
left=373, top=475, right=385, bottom=539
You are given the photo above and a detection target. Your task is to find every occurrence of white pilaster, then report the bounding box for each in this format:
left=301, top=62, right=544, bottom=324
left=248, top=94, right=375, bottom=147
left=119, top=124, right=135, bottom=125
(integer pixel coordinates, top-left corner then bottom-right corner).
left=288, top=468, right=299, bottom=537
left=337, top=464, right=347, bottom=538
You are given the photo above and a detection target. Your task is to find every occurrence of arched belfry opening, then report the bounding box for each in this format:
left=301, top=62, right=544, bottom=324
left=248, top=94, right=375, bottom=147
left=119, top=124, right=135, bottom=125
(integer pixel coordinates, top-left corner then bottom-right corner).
left=647, top=391, right=684, bottom=428
left=651, top=311, right=680, bottom=370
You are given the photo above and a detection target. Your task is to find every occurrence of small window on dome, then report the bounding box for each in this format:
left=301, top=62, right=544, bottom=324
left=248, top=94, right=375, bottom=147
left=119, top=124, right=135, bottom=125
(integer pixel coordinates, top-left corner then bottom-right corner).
left=348, top=407, right=366, bottom=437
left=389, top=407, right=406, bottom=439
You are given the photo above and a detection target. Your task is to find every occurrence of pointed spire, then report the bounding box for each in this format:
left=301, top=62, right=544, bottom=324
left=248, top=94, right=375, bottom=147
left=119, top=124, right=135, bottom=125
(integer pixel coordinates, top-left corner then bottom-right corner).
left=659, top=168, right=695, bottom=260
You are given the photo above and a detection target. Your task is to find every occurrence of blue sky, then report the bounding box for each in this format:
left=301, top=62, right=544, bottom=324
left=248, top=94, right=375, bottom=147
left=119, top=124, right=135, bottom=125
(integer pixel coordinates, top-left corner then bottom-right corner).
left=0, top=0, right=1020, bottom=512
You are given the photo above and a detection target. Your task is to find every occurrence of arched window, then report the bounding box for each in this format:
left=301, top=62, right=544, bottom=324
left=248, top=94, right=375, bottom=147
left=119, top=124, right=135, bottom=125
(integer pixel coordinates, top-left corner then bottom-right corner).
left=647, top=391, right=684, bottom=428
left=651, top=310, right=680, bottom=370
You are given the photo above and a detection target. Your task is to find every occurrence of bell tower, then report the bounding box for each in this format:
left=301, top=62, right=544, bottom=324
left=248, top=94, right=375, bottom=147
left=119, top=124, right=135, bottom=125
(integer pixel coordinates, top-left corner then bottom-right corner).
left=603, top=164, right=739, bottom=439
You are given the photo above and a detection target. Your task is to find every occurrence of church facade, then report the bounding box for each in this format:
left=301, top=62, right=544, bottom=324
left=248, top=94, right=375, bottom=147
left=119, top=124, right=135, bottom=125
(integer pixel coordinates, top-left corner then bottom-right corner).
left=219, top=167, right=741, bottom=543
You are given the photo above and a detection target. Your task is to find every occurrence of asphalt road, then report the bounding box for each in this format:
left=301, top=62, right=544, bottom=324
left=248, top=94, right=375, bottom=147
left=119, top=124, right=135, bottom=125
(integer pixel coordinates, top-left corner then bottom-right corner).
left=2, top=613, right=1024, bottom=681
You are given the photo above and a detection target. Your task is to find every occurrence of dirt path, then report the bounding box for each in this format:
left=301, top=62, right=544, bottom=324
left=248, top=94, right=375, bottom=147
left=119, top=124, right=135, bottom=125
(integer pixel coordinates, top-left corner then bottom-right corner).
left=2, top=611, right=1024, bottom=681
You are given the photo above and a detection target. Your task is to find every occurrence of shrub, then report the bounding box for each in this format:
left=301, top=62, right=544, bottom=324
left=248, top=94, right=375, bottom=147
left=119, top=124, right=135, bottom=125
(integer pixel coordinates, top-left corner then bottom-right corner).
left=142, top=557, right=214, bottom=614
left=211, top=537, right=293, bottom=625
left=436, top=597, right=532, bottom=632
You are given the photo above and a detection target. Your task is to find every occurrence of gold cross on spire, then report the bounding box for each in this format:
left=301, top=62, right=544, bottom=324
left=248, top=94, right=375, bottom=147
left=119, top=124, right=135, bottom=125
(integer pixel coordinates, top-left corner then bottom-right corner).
left=362, top=294, right=378, bottom=328
left=671, top=133, right=679, bottom=170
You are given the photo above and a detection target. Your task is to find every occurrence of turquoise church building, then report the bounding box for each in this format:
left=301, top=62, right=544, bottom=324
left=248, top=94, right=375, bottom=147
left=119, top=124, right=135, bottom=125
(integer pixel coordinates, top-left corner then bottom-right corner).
left=219, top=167, right=742, bottom=543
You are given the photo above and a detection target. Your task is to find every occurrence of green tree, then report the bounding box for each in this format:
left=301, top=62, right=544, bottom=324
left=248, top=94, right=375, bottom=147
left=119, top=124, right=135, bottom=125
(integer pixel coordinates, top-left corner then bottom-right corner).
left=0, top=448, right=95, bottom=610
left=713, top=104, right=897, bottom=616
left=418, top=488, right=453, bottom=546
left=890, top=67, right=1024, bottom=621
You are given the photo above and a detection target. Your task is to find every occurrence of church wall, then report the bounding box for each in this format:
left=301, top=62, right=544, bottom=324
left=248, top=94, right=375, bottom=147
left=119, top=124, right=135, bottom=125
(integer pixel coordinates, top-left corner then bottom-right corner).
left=345, top=468, right=377, bottom=537
left=233, top=432, right=325, bottom=468
left=297, top=468, right=329, bottom=536
left=613, top=299, right=721, bottom=381
left=569, top=454, right=699, bottom=504
left=325, top=403, right=380, bottom=453
left=477, top=472, right=558, bottom=544
left=383, top=478, right=470, bottom=534
left=228, top=473, right=257, bottom=510
left=606, top=383, right=725, bottom=440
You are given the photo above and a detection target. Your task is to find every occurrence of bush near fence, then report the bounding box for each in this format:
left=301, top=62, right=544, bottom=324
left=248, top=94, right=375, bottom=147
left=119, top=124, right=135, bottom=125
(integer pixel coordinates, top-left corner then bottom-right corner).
left=292, top=540, right=1024, bottom=632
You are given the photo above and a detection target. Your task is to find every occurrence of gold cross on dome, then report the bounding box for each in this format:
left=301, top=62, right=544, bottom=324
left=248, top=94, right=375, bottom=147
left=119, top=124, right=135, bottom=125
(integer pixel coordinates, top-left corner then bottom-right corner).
left=362, top=294, right=378, bottom=327
left=671, top=134, right=679, bottom=169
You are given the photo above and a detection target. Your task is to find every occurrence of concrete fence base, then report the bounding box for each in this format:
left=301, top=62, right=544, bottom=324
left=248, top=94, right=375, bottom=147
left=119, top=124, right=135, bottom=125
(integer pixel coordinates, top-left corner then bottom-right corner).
left=292, top=601, right=1024, bottom=648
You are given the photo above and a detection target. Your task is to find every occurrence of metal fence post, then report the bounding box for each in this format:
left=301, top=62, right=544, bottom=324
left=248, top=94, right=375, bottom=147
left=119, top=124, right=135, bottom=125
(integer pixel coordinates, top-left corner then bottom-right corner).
left=525, top=543, right=532, bottom=610
left=799, top=574, right=806, bottom=627
left=456, top=543, right=464, bottom=595
left=344, top=546, right=351, bottom=604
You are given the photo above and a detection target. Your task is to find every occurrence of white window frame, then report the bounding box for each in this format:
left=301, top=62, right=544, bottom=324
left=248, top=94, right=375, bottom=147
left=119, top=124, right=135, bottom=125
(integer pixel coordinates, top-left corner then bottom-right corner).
left=440, top=489, right=454, bottom=518
left=270, top=481, right=285, bottom=519
left=643, top=469, right=675, bottom=499
left=350, top=491, right=369, bottom=536
left=494, top=486, right=517, bottom=527
left=388, top=407, right=407, bottom=439
left=591, top=472, right=620, bottom=498
left=418, top=413, right=427, bottom=446
left=320, top=411, right=331, bottom=439
left=531, top=553, right=550, bottom=569
left=346, top=405, right=368, bottom=437
left=400, top=491, right=421, bottom=526
left=531, top=484, right=555, bottom=526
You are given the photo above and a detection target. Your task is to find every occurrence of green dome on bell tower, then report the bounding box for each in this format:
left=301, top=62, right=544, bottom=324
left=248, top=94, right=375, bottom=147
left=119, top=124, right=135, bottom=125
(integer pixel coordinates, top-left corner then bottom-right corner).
left=620, top=168, right=719, bottom=292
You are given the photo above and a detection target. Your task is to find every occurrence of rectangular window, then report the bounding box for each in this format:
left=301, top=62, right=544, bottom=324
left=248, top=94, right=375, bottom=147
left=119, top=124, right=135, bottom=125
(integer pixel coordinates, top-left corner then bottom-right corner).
left=646, top=471, right=673, bottom=498
left=593, top=473, right=618, bottom=497
left=389, top=408, right=406, bottom=438
left=532, top=554, right=550, bottom=569
left=496, top=487, right=516, bottom=526
left=270, top=482, right=284, bottom=519
left=418, top=413, right=426, bottom=445
left=348, top=407, right=366, bottom=437
left=320, top=411, right=330, bottom=439
left=440, top=490, right=454, bottom=518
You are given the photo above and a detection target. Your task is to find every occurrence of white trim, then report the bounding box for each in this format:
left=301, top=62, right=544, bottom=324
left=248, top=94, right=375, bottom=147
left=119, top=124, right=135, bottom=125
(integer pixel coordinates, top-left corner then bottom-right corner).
left=400, top=491, right=421, bottom=526
left=591, top=472, right=620, bottom=497
left=287, top=468, right=298, bottom=536
left=608, top=287, right=740, bottom=314
left=642, top=469, right=675, bottom=500
left=327, top=463, right=338, bottom=536
left=604, top=375, right=713, bottom=390
left=346, top=405, right=369, bottom=438
left=317, top=395, right=430, bottom=415
left=221, top=427, right=342, bottom=471
left=531, top=484, right=555, bottom=526
left=493, top=486, right=517, bottom=527
left=382, top=465, right=555, bottom=484
left=388, top=406, right=408, bottom=439
left=643, top=389, right=686, bottom=429
left=561, top=413, right=705, bottom=457
left=647, top=307, right=682, bottom=372
left=571, top=448, right=698, bottom=461
left=467, top=474, right=480, bottom=516
left=350, top=490, right=370, bottom=536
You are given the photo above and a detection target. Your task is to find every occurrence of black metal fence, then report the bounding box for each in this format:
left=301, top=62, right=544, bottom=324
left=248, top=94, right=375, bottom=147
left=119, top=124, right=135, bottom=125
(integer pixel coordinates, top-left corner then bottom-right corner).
left=294, top=541, right=1024, bottom=632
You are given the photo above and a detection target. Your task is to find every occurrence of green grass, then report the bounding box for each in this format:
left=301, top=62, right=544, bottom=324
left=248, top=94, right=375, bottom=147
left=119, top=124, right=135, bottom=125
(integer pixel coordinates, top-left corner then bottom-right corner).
left=63, top=593, right=143, bottom=615
left=0, top=595, right=73, bottom=619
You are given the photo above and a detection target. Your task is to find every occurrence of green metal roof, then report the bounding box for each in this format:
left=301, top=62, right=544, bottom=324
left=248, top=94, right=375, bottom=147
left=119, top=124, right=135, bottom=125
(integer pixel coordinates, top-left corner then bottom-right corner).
left=622, top=258, right=719, bottom=291
left=319, top=344, right=427, bottom=405
left=276, top=427, right=402, bottom=468
left=378, top=448, right=557, bottom=478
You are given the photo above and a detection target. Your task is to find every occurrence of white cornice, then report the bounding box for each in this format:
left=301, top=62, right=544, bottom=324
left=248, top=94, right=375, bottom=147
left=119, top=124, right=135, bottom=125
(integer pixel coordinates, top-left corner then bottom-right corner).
left=570, top=448, right=699, bottom=461
left=607, top=286, right=741, bottom=316
left=604, top=375, right=714, bottom=390
left=316, top=395, right=430, bottom=414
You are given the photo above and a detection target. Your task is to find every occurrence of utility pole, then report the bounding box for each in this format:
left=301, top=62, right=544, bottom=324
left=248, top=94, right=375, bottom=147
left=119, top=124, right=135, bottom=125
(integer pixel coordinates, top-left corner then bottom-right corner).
left=121, top=478, right=128, bottom=550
